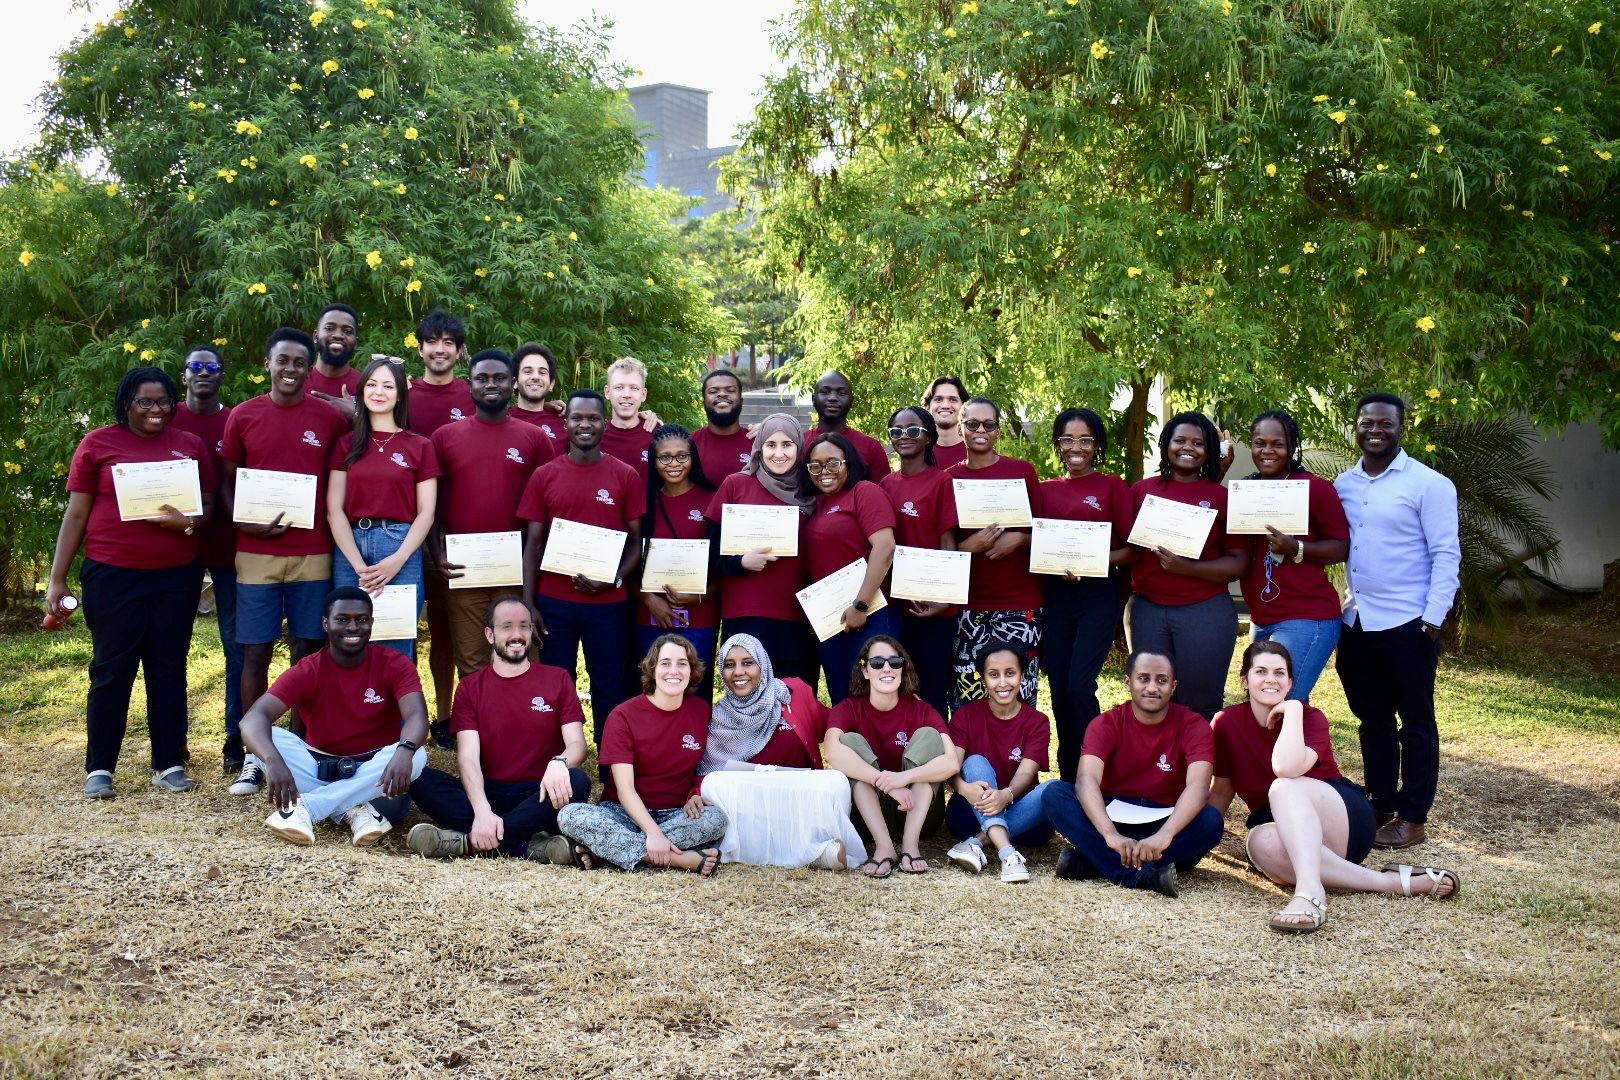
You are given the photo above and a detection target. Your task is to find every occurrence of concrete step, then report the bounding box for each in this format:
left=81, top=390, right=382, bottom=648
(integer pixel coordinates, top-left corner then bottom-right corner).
left=740, top=387, right=813, bottom=427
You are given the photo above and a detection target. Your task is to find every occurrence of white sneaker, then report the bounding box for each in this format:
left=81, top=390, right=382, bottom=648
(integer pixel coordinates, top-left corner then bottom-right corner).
left=265, top=798, right=315, bottom=846
left=947, top=838, right=987, bottom=874
left=812, top=839, right=847, bottom=871
left=228, top=756, right=264, bottom=796
left=343, top=802, right=392, bottom=847
left=999, top=849, right=1031, bottom=884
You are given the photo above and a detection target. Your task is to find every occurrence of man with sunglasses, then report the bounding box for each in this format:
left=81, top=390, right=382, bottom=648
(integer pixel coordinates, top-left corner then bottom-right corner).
left=810, top=370, right=891, bottom=478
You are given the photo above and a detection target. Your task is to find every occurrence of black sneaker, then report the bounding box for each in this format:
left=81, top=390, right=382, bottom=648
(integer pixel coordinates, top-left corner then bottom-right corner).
left=1138, top=863, right=1179, bottom=898
left=1054, top=847, right=1086, bottom=881
left=228, top=756, right=264, bottom=796
left=430, top=721, right=454, bottom=749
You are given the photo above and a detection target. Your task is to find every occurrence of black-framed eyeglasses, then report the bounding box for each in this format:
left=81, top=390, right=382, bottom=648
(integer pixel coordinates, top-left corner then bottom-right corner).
left=962, top=418, right=999, bottom=432
left=1056, top=436, right=1097, bottom=450
left=133, top=397, right=175, bottom=411
left=185, top=360, right=222, bottom=375
left=887, top=424, right=925, bottom=440
left=864, top=655, right=907, bottom=670
left=655, top=451, right=692, bottom=465
left=806, top=460, right=846, bottom=476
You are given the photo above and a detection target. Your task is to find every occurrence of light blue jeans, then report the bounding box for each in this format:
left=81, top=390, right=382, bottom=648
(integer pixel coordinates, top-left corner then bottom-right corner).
left=270, top=726, right=426, bottom=824
left=333, top=520, right=424, bottom=658
left=945, top=754, right=1056, bottom=845
left=1251, top=617, right=1342, bottom=702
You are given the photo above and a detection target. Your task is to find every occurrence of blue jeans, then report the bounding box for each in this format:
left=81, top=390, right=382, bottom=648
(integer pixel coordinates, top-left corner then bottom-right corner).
left=269, top=726, right=426, bottom=824
left=537, top=596, right=631, bottom=745
left=637, top=624, right=719, bottom=702
left=1251, top=617, right=1341, bottom=702
left=210, top=565, right=246, bottom=751
left=1041, top=782, right=1224, bottom=887
left=818, top=605, right=901, bottom=705
left=945, top=754, right=1055, bottom=846
left=333, top=521, right=424, bottom=658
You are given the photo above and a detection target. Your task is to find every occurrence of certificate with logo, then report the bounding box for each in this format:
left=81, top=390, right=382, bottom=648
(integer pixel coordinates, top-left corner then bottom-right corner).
left=112, top=458, right=203, bottom=522
left=1126, top=494, right=1218, bottom=559
left=445, top=531, right=523, bottom=589
left=718, top=502, right=800, bottom=556
left=952, top=478, right=1033, bottom=528
left=233, top=467, right=317, bottom=530
left=889, top=546, right=970, bottom=605
left=1226, top=479, right=1310, bottom=535
left=642, top=539, right=710, bottom=594
left=540, top=518, right=628, bottom=584
left=1028, top=518, right=1112, bottom=578
left=795, top=558, right=888, bottom=642
left=370, top=584, right=418, bottom=640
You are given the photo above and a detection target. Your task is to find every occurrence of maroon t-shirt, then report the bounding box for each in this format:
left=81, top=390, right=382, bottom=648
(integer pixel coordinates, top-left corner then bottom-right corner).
left=878, top=467, right=958, bottom=551
left=802, top=480, right=896, bottom=583
left=1211, top=703, right=1345, bottom=814
left=1240, top=472, right=1350, bottom=625
left=407, top=378, right=474, bottom=436
left=828, top=695, right=945, bottom=772
left=692, top=426, right=755, bottom=482
left=948, top=698, right=1051, bottom=788
left=1129, top=477, right=1233, bottom=606
left=306, top=366, right=363, bottom=399
left=169, top=402, right=235, bottom=567
left=220, top=394, right=349, bottom=557
left=949, top=455, right=1044, bottom=611
left=705, top=472, right=807, bottom=621
left=330, top=431, right=440, bottom=522
left=641, top=485, right=720, bottom=630
left=449, top=661, right=585, bottom=783
left=598, top=694, right=711, bottom=811
left=268, top=645, right=422, bottom=757
left=431, top=415, right=553, bottom=534
left=508, top=405, right=567, bottom=449
left=933, top=441, right=968, bottom=471
left=736, top=678, right=826, bottom=769
left=1081, top=701, right=1214, bottom=805
left=808, top=422, right=891, bottom=478
left=66, top=425, right=215, bottom=570
left=1040, top=471, right=1133, bottom=548
left=517, top=454, right=645, bottom=605
left=600, top=421, right=651, bottom=471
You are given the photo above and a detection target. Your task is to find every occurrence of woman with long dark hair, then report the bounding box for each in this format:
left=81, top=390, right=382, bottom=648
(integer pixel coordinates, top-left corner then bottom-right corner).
left=638, top=423, right=720, bottom=698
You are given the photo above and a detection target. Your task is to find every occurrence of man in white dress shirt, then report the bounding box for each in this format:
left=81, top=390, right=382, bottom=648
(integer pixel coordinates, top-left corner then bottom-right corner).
left=1334, top=393, right=1461, bottom=850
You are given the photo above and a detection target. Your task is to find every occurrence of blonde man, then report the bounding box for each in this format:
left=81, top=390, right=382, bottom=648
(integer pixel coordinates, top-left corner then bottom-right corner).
left=600, top=356, right=659, bottom=468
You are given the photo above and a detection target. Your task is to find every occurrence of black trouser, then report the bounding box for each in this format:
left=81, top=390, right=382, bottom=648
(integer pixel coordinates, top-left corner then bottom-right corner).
left=1336, top=616, right=1440, bottom=825
left=81, top=558, right=204, bottom=776
left=1042, top=573, right=1125, bottom=783
left=720, top=616, right=819, bottom=686
left=899, top=609, right=957, bottom=719
left=410, top=766, right=591, bottom=855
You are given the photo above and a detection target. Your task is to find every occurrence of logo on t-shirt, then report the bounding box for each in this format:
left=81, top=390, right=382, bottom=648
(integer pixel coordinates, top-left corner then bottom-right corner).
left=449, top=408, right=466, bottom=421
left=596, top=488, right=616, bottom=506
left=169, top=449, right=190, bottom=460
left=900, top=501, right=919, bottom=518
left=1156, top=753, right=1173, bottom=772
left=827, top=504, right=844, bottom=515
left=302, top=430, right=322, bottom=448
left=687, top=509, right=705, bottom=522
left=506, top=447, right=526, bottom=465
left=1083, top=495, right=1102, bottom=511
left=1009, top=747, right=1023, bottom=763
left=542, top=427, right=559, bottom=440
left=389, top=452, right=408, bottom=468
left=680, top=733, right=701, bottom=751
left=1198, top=500, right=1211, bottom=509
left=363, top=687, right=385, bottom=705
left=215, top=439, right=225, bottom=452
left=894, top=731, right=910, bottom=749
left=776, top=716, right=795, bottom=731
left=738, top=452, right=750, bottom=466
left=640, top=450, right=649, bottom=462
left=530, top=696, right=553, bottom=713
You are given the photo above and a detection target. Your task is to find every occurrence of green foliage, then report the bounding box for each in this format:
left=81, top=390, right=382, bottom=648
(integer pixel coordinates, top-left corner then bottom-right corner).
left=730, top=0, right=1620, bottom=463
left=0, top=0, right=731, bottom=586
left=673, top=209, right=800, bottom=371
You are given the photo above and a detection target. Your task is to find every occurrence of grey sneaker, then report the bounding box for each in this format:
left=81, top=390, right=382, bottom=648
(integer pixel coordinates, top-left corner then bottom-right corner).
left=151, top=766, right=197, bottom=793
left=947, top=838, right=987, bottom=874
left=408, top=823, right=467, bottom=859
left=522, top=832, right=574, bottom=866
left=998, top=849, right=1031, bottom=884
left=83, top=771, right=115, bottom=800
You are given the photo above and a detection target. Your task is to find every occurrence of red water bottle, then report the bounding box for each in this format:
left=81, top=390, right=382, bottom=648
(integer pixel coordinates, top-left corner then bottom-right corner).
left=42, top=594, right=78, bottom=631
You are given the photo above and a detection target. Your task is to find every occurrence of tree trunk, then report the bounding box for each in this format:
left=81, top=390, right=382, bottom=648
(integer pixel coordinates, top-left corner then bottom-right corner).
left=1123, top=371, right=1152, bottom=484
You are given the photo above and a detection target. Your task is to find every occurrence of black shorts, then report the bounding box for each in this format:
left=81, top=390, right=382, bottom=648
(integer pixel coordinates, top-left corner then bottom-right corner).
left=1245, top=776, right=1376, bottom=866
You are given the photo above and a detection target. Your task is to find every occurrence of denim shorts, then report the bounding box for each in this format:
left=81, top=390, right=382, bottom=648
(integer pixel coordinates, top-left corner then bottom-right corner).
left=235, top=553, right=332, bottom=644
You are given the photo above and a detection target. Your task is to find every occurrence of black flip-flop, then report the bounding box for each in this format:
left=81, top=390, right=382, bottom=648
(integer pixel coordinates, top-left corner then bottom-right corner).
left=898, top=852, right=930, bottom=875
left=692, top=848, right=721, bottom=877
left=863, top=856, right=896, bottom=879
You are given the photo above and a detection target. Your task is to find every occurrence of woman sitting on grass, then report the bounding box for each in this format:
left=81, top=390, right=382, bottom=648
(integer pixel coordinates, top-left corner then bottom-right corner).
left=557, top=635, right=727, bottom=876
left=1209, top=640, right=1460, bottom=933
left=823, top=636, right=960, bottom=878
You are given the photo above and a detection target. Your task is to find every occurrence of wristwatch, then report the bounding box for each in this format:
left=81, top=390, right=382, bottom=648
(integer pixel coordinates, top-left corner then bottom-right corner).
left=396, top=739, right=419, bottom=752
left=1291, top=538, right=1305, bottom=564
left=183, top=524, right=196, bottom=536
left=852, top=599, right=870, bottom=613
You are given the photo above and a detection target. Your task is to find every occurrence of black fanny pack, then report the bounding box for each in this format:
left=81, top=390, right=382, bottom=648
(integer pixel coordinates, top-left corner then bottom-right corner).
left=313, top=747, right=380, bottom=782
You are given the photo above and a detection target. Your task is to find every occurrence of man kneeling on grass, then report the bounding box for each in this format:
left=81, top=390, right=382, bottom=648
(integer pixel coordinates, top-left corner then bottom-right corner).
left=241, top=586, right=428, bottom=847
left=408, top=595, right=591, bottom=862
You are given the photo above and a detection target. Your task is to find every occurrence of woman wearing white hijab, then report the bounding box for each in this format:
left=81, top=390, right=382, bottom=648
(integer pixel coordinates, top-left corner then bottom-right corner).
left=697, top=633, right=867, bottom=869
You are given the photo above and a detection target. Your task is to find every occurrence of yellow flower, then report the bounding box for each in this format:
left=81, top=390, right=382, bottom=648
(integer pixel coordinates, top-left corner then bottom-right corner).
left=1022, top=30, right=1032, bottom=38
left=105, top=184, right=119, bottom=196
left=1417, top=245, right=1427, bottom=254
left=404, top=127, right=419, bottom=140
left=310, top=10, right=327, bottom=26
left=1588, top=21, right=1602, bottom=34
left=1404, top=89, right=1417, bottom=99
left=1557, top=164, right=1570, bottom=174
left=1427, top=124, right=1441, bottom=137
left=400, top=256, right=415, bottom=268
left=1424, top=443, right=1437, bottom=453
left=514, top=215, right=523, bottom=222
left=3, top=462, right=20, bottom=475
left=1329, top=110, right=1348, bottom=124
left=496, top=44, right=513, bottom=56
left=247, top=282, right=268, bottom=296
left=1415, top=315, right=1436, bottom=333
left=366, top=250, right=383, bottom=269
left=1376, top=163, right=1388, bottom=172
left=352, top=18, right=367, bottom=29
left=1204, top=286, right=1215, bottom=297
left=1595, top=149, right=1613, bottom=161
left=1552, top=44, right=1564, bottom=57
left=1610, top=331, right=1620, bottom=342
left=289, top=81, right=302, bottom=91
left=299, top=154, right=318, bottom=169
left=358, top=88, right=375, bottom=100
left=248, top=374, right=264, bottom=384
left=1019, top=227, right=1031, bottom=236
left=1502, top=204, right=1515, bottom=211
left=1126, top=266, right=1142, bottom=278
left=507, top=98, right=520, bottom=110
left=1302, top=241, right=1317, bottom=254
left=125, top=25, right=136, bottom=37
left=1425, top=387, right=1441, bottom=400
left=322, top=59, right=339, bottom=75
left=217, top=168, right=238, bottom=183
left=1559, top=274, right=1568, bottom=285
left=213, top=337, right=229, bottom=346
left=474, top=267, right=488, bottom=277
left=140, top=318, right=150, bottom=328
left=1540, top=135, right=1555, bottom=145
left=17, top=250, right=34, bottom=267
left=269, top=199, right=279, bottom=206
left=234, top=119, right=261, bottom=136
left=492, top=193, right=505, bottom=201
left=1220, top=0, right=1232, bottom=14
left=544, top=271, right=554, bottom=279
left=372, top=179, right=381, bottom=187
left=568, top=231, right=578, bottom=241
left=561, top=264, right=571, bottom=274
left=404, top=332, right=419, bottom=348
left=1312, top=95, right=1329, bottom=103
left=1524, top=210, right=1535, bottom=218
left=645, top=276, right=656, bottom=286
left=395, top=183, right=407, bottom=194
left=139, top=349, right=155, bottom=361
left=53, top=181, right=67, bottom=192
left=1277, top=264, right=1292, bottom=275
left=1265, top=163, right=1277, bottom=177
left=1090, top=38, right=1108, bottom=59
left=123, top=342, right=136, bottom=352
left=484, top=215, right=492, bottom=222
left=961, top=0, right=978, bottom=12
left=187, top=100, right=207, bottom=112
left=186, top=190, right=197, bottom=202
left=1434, top=145, right=1445, bottom=154
left=1355, top=266, right=1367, bottom=277
left=405, top=279, right=422, bottom=293
left=1409, top=172, right=1419, bottom=179
left=943, top=27, right=957, bottom=37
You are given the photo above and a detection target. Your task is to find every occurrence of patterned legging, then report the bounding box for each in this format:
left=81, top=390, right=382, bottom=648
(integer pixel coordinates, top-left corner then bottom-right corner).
left=557, top=801, right=728, bottom=871
left=953, top=608, right=1042, bottom=708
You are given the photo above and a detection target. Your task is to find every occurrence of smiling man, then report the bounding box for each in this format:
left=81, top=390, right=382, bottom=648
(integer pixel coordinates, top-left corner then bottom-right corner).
left=306, top=303, right=364, bottom=399
left=598, top=356, right=657, bottom=469
left=508, top=342, right=567, bottom=446
left=691, top=368, right=753, bottom=481
left=923, top=375, right=969, bottom=470
left=809, top=370, right=891, bottom=478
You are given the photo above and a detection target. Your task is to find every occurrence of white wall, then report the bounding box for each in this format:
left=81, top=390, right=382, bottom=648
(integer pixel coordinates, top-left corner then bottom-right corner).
left=1530, top=424, right=1620, bottom=591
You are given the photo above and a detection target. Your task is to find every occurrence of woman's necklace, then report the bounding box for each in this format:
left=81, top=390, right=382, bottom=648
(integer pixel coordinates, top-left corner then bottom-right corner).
left=371, top=429, right=401, bottom=454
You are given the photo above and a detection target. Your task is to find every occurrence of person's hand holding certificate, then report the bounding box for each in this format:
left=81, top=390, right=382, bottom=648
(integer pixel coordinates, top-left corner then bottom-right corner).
left=642, top=538, right=709, bottom=595
left=369, top=584, right=419, bottom=640
left=233, top=468, right=317, bottom=530
left=540, top=518, right=628, bottom=585
left=952, top=478, right=1033, bottom=528
left=889, top=546, right=970, bottom=605
left=445, top=531, right=523, bottom=589
left=1127, top=494, right=1217, bottom=559
left=719, top=503, right=799, bottom=557
left=1226, top=479, right=1309, bottom=535
left=112, top=459, right=202, bottom=522
left=1028, top=518, right=1111, bottom=578
left=795, top=559, right=888, bottom=642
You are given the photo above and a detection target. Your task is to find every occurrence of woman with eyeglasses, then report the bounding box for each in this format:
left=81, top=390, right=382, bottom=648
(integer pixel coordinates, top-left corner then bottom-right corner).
left=823, top=636, right=960, bottom=877
left=879, top=406, right=959, bottom=718
left=638, top=424, right=720, bottom=699
left=1235, top=411, right=1349, bottom=701
left=948, top=397, right=1044, bottom=711
left=1127, top=412, right=1247, bottom=722
left=1039, top=408, right=1134, bottom=782
left=705, top=413, right=818, bottom=684
left=802, top=431, right=898, bottom=705
left=327, top=357, right=439, bottom=658
left=47, top=366, right=216, bottom=799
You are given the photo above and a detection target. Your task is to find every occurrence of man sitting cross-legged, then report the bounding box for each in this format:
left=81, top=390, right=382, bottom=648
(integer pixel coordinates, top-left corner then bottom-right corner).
left=408, top=595, right=592, bottom=862
left=241, top=586, right=429, bottom=847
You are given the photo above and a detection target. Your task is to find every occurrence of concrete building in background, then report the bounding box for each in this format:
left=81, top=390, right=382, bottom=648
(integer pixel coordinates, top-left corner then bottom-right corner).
left=627, top=83, right=737, bottom=218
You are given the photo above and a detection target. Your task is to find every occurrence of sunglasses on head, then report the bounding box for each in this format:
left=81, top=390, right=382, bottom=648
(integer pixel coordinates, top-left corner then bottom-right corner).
left=864, top=655, right=907, bottom=670
left=186, top=360, right=222, bottom=374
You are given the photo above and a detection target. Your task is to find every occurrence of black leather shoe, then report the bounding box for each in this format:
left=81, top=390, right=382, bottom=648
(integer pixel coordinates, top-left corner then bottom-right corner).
left=1138, top=863, right=1179, bottom=898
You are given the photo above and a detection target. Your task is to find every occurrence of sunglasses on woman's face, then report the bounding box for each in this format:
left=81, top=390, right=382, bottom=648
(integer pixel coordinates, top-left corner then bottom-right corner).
left=887, top=424, right=925, bottom=440
left=962, top=418, right=999, bottom=432
left=864, top=655, right=907, bottom=670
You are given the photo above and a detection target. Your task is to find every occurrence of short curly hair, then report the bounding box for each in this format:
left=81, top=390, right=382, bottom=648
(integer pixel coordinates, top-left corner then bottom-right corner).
left=638, top=633, right=707, bottom=697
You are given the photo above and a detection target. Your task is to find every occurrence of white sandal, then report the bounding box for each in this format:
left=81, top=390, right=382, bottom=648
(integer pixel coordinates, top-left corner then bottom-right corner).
left=1382, top=863, right=1461, bottom=900
left=1268, top=893, right=1326, bottom=934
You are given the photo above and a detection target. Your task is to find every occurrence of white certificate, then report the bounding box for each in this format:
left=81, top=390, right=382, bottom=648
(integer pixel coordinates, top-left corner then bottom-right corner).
left=112, top=458, right=202, bottom=522
left=795, top=558, right=889, bottom=642
left=889, top=546, right=970, bottom=605
left=1029, top=518, right=1112, bottom=578
left=642, top=538, right=710, bottom=595
left=540, top=518, right=627, bottom=585
left=445, top=531, right=523, bottom=589
left=370, top=584, right=418, bottom=640
left=718, top=502, right=800, bottom=556
left=1126, top=494, right=1217, bottom=559
left=952, top=478, right=1033, bottom=528
left=1227, top=479, right=1310, bottom=535
left=233, top=467, right=317, bottom=530
left=1106, top=799, right=1174, bottom=825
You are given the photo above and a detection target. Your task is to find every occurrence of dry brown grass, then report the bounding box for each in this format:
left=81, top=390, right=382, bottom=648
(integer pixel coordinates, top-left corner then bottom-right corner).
left=1, top=618, right=1618, bottom=1078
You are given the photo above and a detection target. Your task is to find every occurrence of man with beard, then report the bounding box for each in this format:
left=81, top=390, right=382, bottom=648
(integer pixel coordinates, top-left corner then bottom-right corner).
left=508, top=342, right=567, bottom=447
left=306, top=303, right=364, bottom=400
left=810, top=370, right=891, bottom=478
left=691, top=368, right=753, bottom=481
left=924, top=375, right=969, bottom=470
left=407, top=595, right=591, bottom=861
left=241, top=587, right=429, bottom=847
